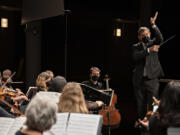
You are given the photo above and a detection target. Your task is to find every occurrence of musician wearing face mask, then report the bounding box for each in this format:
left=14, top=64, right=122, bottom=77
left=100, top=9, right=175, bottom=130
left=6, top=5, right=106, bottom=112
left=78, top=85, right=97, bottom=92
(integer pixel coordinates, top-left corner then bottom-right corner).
left=82, top=67, right=104, bottom=89
left=132, top=12, right=164, bottom=120
left=81, top=67, right=104, bottom=113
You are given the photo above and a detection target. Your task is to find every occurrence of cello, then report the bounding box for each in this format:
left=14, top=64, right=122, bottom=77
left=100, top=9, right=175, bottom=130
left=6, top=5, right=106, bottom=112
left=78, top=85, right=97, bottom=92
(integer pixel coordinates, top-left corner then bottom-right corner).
left=98, top=75, right=121, bottom=127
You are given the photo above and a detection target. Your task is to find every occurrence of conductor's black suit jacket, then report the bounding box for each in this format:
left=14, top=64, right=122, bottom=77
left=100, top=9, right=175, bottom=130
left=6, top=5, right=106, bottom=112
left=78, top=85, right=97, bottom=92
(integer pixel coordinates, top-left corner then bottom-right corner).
left=132, top=25, right=164, bottom=85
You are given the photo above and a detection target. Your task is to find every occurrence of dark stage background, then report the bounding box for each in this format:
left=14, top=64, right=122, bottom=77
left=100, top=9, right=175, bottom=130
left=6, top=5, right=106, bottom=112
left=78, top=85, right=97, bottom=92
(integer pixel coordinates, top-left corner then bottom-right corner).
left=0, top=0, right=178, bottom=134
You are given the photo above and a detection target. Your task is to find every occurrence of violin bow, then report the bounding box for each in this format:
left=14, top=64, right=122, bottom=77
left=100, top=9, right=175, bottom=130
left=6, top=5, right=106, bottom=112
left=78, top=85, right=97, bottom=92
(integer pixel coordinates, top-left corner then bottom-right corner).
left=1, top=72, right=16, bottom=90
left=0, top=98, right=24, bottom=115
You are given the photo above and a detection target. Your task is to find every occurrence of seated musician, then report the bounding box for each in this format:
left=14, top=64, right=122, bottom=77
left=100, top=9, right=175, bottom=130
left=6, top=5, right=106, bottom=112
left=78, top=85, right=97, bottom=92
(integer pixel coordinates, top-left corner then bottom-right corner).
left=20, top=72, right=65, bottom=113
left=58, top=82, right=103, bottom=113
left=0, top=70, right=26, bottom=115
left=81, top=67, right=104, bottom=112
left=82, top=66, right=104, bottom=89
left=58, top=82, right=89, bottom=113
left=16, top=94, right=57, bottom=135
left=19, top=72, right=51, bottom=113
left=0, top=87, right=28, bottom=116
left=47, top=75, right=67, bottom=93
left=25, top=71, right=51, bottom=100
left=2, top=69, right=13, bottom=88
left=138, top=81, right=180, bottom=135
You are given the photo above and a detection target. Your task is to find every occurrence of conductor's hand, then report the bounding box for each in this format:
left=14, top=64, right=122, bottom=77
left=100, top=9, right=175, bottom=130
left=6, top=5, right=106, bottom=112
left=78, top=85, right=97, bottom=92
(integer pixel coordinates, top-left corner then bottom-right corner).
left=149, top=45, right=159, bottom=52
left=150, top=11, right=158, bottom=25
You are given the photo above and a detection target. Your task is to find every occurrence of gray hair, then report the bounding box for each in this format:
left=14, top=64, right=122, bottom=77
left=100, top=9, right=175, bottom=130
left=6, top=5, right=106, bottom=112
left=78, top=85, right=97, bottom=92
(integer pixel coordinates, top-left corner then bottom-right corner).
left=25, top=94, right=57, bottom=132
left=90, top=66, right=101, bottom=73
left=138, top=27, right=150, bottom=35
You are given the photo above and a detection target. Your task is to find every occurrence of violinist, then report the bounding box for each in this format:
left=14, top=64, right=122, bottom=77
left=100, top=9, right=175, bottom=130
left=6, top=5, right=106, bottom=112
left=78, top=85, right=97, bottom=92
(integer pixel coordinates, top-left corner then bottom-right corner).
left=36, top=72, right=51, bottom=92
left=138, top=81, right=180, bottom=135
left=24, top=71, right=51, bottom=100
left=2, top=69, right=13, bottom=88
left=19, top=72, right=51, bottom=113
left=0, top=71, right=27, bottom=116
left=0, top=87, right=28, bottom=116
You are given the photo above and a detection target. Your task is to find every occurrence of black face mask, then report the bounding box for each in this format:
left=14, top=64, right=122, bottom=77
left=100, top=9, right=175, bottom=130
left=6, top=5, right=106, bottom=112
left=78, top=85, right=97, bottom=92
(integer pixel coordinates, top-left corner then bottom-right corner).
left=91, top=75, right=99, bottom=81
left=142, top=36, right=150, bottom=44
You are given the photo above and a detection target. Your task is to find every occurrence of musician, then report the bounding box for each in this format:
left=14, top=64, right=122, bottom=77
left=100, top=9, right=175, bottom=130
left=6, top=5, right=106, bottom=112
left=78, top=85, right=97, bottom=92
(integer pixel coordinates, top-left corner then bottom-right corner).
left=58, top=82, right=89, bottom=113
left=47, top=75, right=67, bottom=93
left=132, top=12, right=164, bottom=120
left=58, top=82, right=103, bottom=114
left=16, top=94, right=57, bottom=135
left=0, top=87, right=28, bottom=115
left=139, top=81, right=180, bottom=135
left=81, top=67, right=104, bottom=112
left=19, top=72, right=51, bottom=113
left=0, top=70, right=17, bottom=114
left=36, top=72, right=51, bottom=92
left=82, top=66, right=104, bottom=89
left=0, top=69, right=28, bottom=115
left=1, top=69, right=13, bottom=88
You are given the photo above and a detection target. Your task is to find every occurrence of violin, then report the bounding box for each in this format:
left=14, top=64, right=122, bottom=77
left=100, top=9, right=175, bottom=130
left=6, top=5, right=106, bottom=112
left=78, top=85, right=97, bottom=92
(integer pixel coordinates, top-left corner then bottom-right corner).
left=98, top=75, right=121, bottom=127
left=0, top=98, right=24, bottom=116
left=0, top=72, right=25, bottom=116
left=134, top=96, right=160, bottom=128
left=134, top=110, right=153, bottom=128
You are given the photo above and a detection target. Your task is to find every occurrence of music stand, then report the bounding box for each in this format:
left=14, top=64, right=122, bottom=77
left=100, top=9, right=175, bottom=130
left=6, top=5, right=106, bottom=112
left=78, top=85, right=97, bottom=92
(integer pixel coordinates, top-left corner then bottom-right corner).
left=80, top=83, right=113, bottom=106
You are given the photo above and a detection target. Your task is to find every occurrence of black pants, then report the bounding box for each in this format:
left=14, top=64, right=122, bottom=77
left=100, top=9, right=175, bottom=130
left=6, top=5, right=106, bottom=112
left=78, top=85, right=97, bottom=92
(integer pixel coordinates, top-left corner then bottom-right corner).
left=133, top=77, right=159, bottom=119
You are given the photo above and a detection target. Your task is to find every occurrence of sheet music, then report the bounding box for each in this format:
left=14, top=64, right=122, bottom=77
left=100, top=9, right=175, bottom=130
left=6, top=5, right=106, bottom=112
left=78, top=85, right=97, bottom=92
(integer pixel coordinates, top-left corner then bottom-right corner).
left=44, top=113, right=102, bottom=135
left=0, top=117, right=15, bottom=135
left=67, top=113, right=102, bottom=135
left=0, top=117, right=26, bottom=135
left=37, top=91, right=61, bottom=104
left=7, top=117, right=26, bottom=135
left=43, top=113, right=70, bottom=135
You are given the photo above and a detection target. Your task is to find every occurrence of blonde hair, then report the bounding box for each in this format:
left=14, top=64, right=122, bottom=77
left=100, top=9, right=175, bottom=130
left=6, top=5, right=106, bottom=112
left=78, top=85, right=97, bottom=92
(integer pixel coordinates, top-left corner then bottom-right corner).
left=58, top=82, right=88, bottom=113
left=36, top=72, right=50, bottom=91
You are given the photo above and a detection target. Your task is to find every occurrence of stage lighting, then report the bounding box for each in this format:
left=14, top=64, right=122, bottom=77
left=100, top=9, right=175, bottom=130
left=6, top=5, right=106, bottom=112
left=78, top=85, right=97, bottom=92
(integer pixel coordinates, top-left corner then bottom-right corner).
left=1, top=18, right=8, bottom=28
left=116, top=28, right=121, bottom=37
